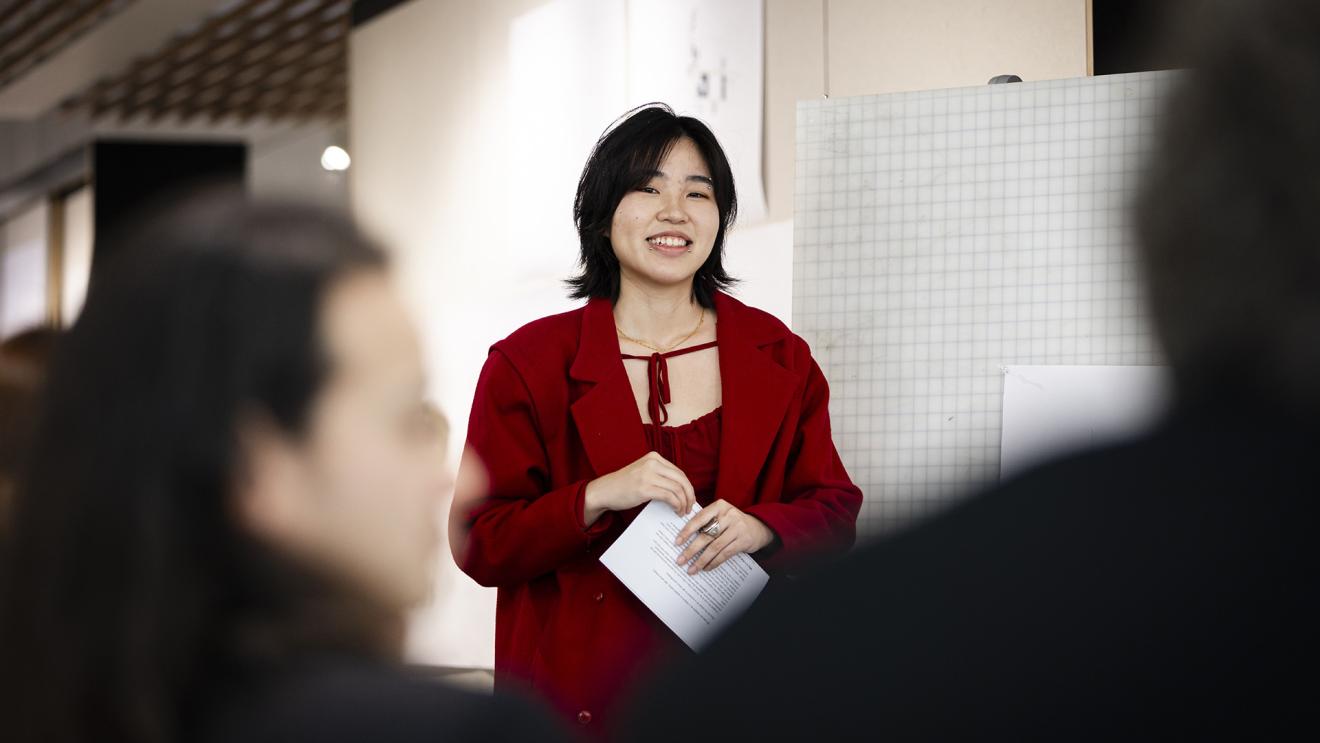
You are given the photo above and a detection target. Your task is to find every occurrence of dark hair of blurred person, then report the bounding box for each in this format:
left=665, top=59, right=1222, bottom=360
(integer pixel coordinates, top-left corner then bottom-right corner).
left=0, top=327, right=58, bottom=546
left=0, top=193, right=564, bottom=743
left=621, top=1, right=1320, bottom=740
left=1135, top=1, right=1320, bottom=412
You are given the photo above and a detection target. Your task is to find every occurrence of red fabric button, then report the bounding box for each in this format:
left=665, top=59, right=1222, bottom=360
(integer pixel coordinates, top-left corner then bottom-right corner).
left=578, top=710, right=593, bottom=725
left=594, top=592, right=605, bottom=602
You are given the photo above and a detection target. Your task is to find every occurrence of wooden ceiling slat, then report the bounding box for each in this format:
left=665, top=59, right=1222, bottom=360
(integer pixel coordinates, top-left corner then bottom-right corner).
left=68, top=0, right=269, bottom=112
left=0, top=1, right=75, bottom=81
left=203, top=45, right=345, bottom=122
left=111, top=0, right=344, bottom=120
left=135, top=26, right=343, bottom=120
left=243, top=77, right=345, bottom=122
left=231, top=51, right=344, bottom=114
left=179, top=13, right=345, bottom=118
left=0, top=0, right=125, bottom=87
left=129, top=33, right=340, bottom=120
left=90, top=0, right=305, bottom=115
left=258, top=83, right=347, bottom=121
left=60, top=0, right=350, bottom=124
left=0, top=0, right=44, bottom=25
left=0, top=0, right=55, bottom=59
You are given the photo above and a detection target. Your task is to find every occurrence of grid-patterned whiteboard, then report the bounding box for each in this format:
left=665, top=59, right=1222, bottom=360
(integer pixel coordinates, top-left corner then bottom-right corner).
left=793, top=71, right=1177, bottom=539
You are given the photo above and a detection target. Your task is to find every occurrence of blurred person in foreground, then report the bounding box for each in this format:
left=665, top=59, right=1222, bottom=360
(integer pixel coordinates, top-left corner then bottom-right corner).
left=0, top=195, right=565, bottom=743
left=621, top=0, right=1320, bottom=739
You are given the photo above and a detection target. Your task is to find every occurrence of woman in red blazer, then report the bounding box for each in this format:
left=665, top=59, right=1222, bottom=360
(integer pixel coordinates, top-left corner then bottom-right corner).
left=451, top=104, right=862, bottom=736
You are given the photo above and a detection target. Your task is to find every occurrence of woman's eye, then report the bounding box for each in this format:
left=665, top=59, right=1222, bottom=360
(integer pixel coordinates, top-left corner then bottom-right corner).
left=688, top=192, right=709, bottom=199
left=636, top=186, right=659, bottom=194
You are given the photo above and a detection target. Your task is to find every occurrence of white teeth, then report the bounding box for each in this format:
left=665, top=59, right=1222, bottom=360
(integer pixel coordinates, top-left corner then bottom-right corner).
left=648, top=236, right=688, bottom=248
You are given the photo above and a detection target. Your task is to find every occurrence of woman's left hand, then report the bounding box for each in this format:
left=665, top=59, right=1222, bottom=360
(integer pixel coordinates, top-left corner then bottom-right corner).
left=674, top=499, right=776, bottom=574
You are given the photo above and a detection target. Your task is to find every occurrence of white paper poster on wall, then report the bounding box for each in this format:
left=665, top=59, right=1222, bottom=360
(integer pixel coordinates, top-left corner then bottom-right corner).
left=626, top=0, right=766, bottom=222
left=999, top=365, right=1172, bottom=481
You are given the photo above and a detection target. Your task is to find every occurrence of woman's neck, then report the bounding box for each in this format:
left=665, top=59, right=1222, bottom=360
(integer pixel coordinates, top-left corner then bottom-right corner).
left=613, top=275, right=705, bottom=348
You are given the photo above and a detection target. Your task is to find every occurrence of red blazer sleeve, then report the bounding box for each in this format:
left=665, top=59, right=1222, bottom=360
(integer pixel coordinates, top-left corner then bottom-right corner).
left=450, top=349, right=613, bottom=587
left=745, top=356, right=862, bottom=571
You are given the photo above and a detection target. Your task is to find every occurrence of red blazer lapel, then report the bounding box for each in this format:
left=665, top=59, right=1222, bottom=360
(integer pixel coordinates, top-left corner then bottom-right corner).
left=713, top=291, right=798, bottom=507
left=569, top=298, right=651, bottom=477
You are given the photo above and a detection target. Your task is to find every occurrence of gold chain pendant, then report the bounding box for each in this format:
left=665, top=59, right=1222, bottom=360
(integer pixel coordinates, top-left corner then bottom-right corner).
left=617, top=310, right=705, bottom=353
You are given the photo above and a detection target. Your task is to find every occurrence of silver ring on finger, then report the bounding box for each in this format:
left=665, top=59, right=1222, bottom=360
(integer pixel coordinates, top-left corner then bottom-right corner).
left=701, top=519, right=721, bottom=538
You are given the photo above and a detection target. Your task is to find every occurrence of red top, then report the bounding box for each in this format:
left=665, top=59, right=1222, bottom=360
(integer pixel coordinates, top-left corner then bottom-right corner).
left=620, top=339, right=719, bottom=427
left=624, top=338, right=722, bottom=492
left=451, top=292, right=863, bottom=737
left=642, top=406, right=722, bottom=499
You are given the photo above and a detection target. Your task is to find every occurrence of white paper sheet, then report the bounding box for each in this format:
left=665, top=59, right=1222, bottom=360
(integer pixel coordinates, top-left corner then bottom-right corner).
left=1000, top=365, right=1172, bottom=481
left=600, top=500, right=769, bottom=650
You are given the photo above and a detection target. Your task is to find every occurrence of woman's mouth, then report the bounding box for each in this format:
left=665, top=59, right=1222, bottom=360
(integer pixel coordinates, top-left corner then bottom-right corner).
left=646, top=235, right=692, bottom=255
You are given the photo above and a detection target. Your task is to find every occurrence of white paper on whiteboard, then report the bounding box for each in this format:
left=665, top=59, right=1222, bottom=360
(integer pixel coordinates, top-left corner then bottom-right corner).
left=999, top=365, right=1172, bottom=481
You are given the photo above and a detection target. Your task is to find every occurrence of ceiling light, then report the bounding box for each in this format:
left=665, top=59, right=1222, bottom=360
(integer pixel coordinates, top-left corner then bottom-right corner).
left=320, top=145, right=350, bottom=172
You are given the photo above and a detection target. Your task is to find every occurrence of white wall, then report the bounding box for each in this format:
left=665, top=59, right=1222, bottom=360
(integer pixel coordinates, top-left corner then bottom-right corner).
left=825, top=0, right=1089, bottom=98
left=763, top=0, right=1089, bottom=222
left=351, top=0, right=551, bottom=669
left=349, top=0, right=1088, bottom=670
left=0, top=201, right=49, bottom=340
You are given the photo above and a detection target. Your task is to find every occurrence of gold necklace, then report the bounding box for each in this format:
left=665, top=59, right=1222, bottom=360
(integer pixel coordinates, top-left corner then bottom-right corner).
left=616, top=309, right=705, bottom=354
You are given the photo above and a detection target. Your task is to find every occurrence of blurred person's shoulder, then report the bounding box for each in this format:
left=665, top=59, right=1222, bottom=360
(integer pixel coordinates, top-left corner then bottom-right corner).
left=202, top=656, right=568, bottom=743
left=992, top=395, right=1319, bottom=523
left=622, top=399, right=1320, bottom=741
left=847, top=396, right=1320, bottom=615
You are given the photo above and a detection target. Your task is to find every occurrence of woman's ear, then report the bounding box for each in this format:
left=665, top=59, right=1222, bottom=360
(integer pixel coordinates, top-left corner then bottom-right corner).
left=231, top=410, right=309, bottom=544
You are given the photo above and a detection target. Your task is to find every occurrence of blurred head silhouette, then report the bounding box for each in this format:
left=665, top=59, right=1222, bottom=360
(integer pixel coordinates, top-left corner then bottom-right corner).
left=1137, top=0, right=1320, bottom=412
left=0, top=192, right=451, bottom=743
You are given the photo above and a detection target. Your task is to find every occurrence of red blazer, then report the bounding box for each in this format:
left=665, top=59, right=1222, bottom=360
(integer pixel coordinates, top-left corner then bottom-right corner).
left=451, top=291, right=862, bottom=735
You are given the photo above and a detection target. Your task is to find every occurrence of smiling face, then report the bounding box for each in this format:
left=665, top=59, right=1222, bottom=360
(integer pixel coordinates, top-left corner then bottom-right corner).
left=607, top=136, right=721, bottom=293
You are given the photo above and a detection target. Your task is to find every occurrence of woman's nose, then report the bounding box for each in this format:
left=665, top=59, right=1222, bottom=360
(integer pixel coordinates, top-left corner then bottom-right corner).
left=657, top=194, right=688, bottom=223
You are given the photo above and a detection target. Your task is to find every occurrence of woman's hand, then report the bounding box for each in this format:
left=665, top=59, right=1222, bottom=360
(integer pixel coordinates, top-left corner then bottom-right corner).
left=582, top=451, right=696, bottom=526
left=674, top=499, right=776, bottom=574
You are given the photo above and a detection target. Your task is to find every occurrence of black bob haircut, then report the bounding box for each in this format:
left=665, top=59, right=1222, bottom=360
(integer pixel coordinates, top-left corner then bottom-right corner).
left=567, top=103, right=738, bottom=309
